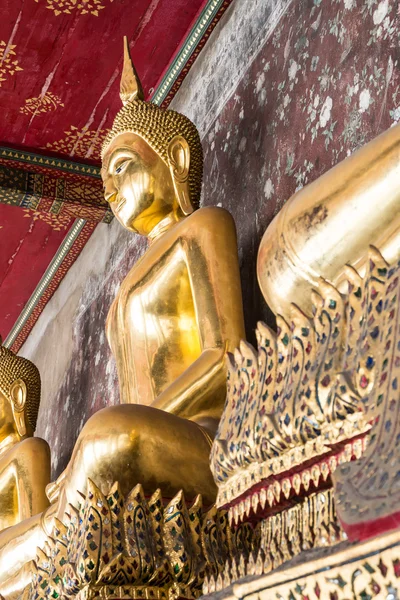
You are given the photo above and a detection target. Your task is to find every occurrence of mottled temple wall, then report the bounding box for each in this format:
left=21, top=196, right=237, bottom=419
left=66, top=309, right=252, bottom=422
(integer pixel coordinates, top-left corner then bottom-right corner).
left=198, top=0, right=400, bottom=337
left=22, top=0, right=400, bottom=478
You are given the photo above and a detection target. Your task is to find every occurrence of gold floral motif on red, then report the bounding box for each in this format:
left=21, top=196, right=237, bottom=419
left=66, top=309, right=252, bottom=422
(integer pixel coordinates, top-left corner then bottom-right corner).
left=0, top=41, right=23, bottom=86
left=34, top=0, right=114, bottom=17
left=44, top=125, right=110, bottom=161
left=20, top=93, right=64, bottom=116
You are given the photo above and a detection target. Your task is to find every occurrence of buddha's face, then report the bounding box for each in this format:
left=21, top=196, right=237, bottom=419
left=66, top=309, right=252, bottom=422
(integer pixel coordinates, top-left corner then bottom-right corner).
left=101, top=133, right=176, bottom=235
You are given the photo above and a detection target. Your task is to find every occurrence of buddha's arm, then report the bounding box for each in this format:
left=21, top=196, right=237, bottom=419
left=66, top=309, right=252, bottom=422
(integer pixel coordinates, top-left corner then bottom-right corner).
left=152, top=208, right=245, bottom=425
left=0, top=499, right=58, bottom=597
left=0, top=438, right=50, bottom=528
left=0, top=459, right=18, bottom=529
left=151, top=347, right=227, bottom=423
left=0, top=513, right=46, bottom=593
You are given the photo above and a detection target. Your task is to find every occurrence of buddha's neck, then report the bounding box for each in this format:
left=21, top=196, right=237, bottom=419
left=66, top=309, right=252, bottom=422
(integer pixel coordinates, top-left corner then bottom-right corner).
left=147, top=213, right=182, bottom=243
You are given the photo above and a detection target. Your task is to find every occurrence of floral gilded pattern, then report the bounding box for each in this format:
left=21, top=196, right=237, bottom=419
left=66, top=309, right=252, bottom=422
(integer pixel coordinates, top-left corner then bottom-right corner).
left=34, top=0, right=114, bottom=17
left=0, top=41, right=23, bottom=87
left=44, top=125, right=110, bottom=160
left=201, top=0, right=400, bottom=336
left=251, top=538, right=400, bottom=600
left=23, top=209, right=71, bottom=232
left=20, top=92, right=64, bottom=116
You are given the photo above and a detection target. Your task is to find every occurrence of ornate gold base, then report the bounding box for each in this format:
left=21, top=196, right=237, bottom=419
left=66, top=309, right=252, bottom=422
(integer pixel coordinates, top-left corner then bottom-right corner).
left=25, top=480, right=233, bottom=600
left=210, top=528, right=400, bottom=600
left=21, top=482, right=348, bottom=600
left=204, top=488, right=346, bottom=594
left=68, top=586, right=169, bottom=600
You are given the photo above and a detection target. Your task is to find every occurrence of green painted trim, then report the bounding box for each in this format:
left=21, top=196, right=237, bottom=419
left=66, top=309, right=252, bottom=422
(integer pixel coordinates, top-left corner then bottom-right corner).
left=0, top=147, right=101, bottom=178
left=4, top=219, right=87, bottom=349
left=152, top=0, right=230, bottom=105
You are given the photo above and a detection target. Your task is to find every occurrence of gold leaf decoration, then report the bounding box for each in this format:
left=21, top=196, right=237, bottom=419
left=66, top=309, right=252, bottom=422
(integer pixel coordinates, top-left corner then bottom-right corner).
left=23, top=209, right=71, bottom=232
left=205, top=528, right=400, bottom=599
left=20, top=92, right=64, bottom=116
left=0, top=41, right=23, bottom=87
left=34, top=0, right=114, bottom=16
left=28, top=480, right=237, bottom=600
left=211, top=247, right=398, bottom=509
left=43, top=125, right=110, bottom=161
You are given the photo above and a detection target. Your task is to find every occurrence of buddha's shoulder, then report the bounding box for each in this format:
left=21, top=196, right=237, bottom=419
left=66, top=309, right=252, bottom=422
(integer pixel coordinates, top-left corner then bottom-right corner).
left=21, top=436, right=50, bottom=452
left=184, top=206, right=235, bottom=233
left=0, top=437, right=50, bottom=466
left=15, top=437, right=50, bottom=458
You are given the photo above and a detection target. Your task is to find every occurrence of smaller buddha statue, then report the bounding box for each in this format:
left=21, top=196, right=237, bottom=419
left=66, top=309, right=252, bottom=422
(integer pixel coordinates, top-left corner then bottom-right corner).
left=0, top=340, right=50, bottom=531
left=0, top=341, right=50, bottom=599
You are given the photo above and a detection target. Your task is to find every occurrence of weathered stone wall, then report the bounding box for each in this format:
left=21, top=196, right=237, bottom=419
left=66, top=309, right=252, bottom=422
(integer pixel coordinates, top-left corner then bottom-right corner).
left=21, top=0, right=400, bottom=478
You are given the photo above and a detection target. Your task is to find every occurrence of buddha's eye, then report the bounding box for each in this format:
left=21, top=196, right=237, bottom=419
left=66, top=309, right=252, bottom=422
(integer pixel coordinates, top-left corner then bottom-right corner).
left=114, top=159, right=130, bottom=175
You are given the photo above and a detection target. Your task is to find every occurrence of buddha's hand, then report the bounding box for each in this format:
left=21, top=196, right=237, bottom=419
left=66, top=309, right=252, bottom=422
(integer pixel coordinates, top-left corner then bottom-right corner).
left=45, top=470, right=67, bottom=504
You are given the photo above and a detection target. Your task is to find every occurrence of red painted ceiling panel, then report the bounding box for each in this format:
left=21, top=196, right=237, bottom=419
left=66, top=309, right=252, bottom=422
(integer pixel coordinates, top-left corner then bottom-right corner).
left=0, top=204, right=73, bottom=339
left=0, top=0, right=207, bottom=162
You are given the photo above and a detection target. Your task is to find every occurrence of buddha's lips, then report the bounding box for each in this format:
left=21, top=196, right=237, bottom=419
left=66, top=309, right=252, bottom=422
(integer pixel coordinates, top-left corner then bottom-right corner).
left=117, top=198, right=126, bottom=210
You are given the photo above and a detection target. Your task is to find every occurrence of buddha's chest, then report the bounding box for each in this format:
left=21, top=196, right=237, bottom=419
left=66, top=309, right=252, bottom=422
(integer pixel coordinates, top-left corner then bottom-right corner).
left=107, top=247, right=202, bottom=403
left=116, top=251, right=197, bottom=329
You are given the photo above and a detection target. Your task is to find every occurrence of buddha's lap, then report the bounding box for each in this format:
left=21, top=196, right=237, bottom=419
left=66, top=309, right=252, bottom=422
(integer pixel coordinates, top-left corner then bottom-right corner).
left=62, top=404, right=217, bottom=506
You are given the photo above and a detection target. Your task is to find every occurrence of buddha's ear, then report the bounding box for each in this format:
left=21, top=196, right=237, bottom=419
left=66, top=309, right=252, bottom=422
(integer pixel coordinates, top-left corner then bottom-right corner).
left=167, top=135, right=194, bottom=216
left=10, top=379, right=27, bottom=437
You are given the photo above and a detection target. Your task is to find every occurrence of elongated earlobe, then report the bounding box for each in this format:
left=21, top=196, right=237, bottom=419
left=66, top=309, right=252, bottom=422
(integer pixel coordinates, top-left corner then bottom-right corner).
left=10, top=379, right=27, bottom=437
left=167, top=135, right=194, bottom=215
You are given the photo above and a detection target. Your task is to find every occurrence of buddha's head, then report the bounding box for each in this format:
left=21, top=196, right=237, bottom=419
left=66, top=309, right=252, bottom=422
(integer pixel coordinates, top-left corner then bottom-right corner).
left=0, top=343, right=40, bottom=440
left=101, top=38, right=203, bottom=236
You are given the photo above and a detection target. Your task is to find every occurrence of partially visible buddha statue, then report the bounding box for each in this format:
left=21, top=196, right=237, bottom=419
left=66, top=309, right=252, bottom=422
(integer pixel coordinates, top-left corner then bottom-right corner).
left=0, top=341, right=50, bottom=530
left=0, top=342, right=50, bottom=598
left=0, top=39, right=245, bottom=596
left=258, top=123, right=400, bottom=317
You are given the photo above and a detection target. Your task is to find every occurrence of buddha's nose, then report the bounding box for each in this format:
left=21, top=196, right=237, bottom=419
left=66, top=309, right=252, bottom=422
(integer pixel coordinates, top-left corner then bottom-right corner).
left=104, top=179, right=117, bottom=204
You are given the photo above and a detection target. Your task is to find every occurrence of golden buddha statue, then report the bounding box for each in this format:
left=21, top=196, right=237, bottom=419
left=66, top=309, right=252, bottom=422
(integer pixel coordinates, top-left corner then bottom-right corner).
left=0, top=341, right=50, bottom=530
left=0, top=342, right=50, bottom=599
left=44, top=38, right=245, bottom=516
left=0, top=39, right=245, bottom=596
left=102, top=42, right=245, bottom=426
left=258, top=123, right=400, bottom=317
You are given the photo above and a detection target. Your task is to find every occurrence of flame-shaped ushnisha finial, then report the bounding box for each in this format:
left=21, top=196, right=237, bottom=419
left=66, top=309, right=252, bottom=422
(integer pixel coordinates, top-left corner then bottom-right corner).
left=120, top=36, right=144, bottom=105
